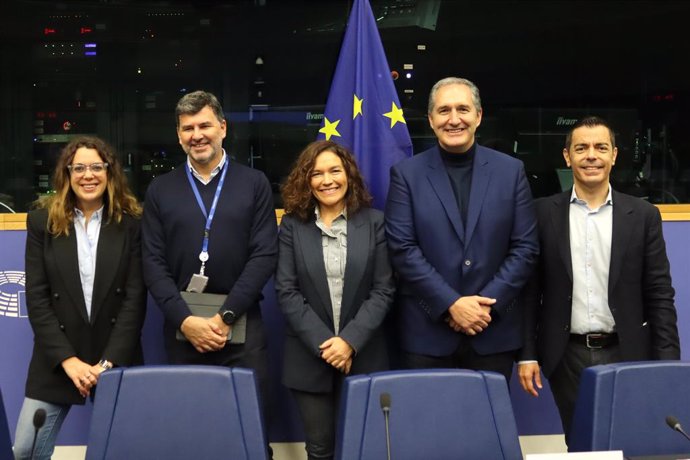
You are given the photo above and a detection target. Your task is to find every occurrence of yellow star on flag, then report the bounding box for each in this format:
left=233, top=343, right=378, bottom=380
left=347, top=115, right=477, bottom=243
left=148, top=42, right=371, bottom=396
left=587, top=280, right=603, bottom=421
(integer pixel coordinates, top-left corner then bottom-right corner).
left=353, top=94, right=363, bottom=120
left=319, top=117, right=342, bottom=140
left=383, top=102, right=406, bottom=128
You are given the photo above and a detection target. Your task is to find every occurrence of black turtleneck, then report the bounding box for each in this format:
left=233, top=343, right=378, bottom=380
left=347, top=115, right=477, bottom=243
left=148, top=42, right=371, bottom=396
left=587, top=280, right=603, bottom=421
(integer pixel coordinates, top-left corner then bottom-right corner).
left=440, top=142, right=476, bottom=225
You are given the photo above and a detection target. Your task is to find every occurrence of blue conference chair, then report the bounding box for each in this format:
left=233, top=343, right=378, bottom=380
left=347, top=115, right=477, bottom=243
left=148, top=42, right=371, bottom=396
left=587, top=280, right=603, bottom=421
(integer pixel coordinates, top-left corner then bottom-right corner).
left=569, top=361, right=690, bottom=456
left=0, top=387, right=13, bottom=460
left=86, top=365, right=268, bottom=460
left=335, top=369, right=522, bottom=460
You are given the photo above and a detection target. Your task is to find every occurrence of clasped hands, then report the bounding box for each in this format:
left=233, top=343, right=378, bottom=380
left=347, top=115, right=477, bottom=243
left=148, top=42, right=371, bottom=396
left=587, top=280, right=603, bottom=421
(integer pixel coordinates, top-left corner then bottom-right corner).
left=446, top=295, right=495, bottom=336
left=180, top=314, right=231, bottom=354
left=319, top=337, right=354, bottom=374
left=62, top=356, right=107, bottom=398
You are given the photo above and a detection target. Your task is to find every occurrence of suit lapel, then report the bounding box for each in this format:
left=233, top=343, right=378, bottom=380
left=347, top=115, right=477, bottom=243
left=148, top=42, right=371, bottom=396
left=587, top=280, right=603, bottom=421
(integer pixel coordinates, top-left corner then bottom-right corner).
left=426, top=148, right=465, bottom=242
left=340, top=213, right=367, bottom=329
left=300, top=220, right=335, bottom=325
left=551, top=191, right=573, bottom=282
left=609, top=191, right=634, bottom=292
left=90, top=220, right=125, bottom=323
left=464, top=147, right=490, bottom=246
left=52, top=225, right=89, bottom=323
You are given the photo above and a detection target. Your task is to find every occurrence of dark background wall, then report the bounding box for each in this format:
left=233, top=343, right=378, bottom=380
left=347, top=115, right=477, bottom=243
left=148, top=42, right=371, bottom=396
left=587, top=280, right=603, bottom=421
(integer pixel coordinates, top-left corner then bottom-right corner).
left=1, top=0, right=689, bottom=211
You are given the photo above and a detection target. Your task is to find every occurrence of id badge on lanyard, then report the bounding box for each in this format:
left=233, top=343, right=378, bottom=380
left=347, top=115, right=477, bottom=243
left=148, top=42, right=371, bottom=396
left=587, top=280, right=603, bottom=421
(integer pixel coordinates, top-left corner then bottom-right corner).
left=184, top=161, right=228, bottom=293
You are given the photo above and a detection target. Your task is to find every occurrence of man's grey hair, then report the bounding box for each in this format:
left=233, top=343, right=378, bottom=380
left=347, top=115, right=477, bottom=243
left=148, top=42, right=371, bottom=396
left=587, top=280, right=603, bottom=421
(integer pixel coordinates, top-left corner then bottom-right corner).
left=427, top=77, right=482, bottom=114
left=175, top=90, right=225, bottom=127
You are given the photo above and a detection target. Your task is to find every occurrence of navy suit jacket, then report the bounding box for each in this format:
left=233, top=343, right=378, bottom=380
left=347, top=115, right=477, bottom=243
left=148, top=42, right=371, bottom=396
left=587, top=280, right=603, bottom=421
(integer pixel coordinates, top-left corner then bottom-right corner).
left=276, top=208, right=395, bottom=392
left=520, top=190, right=680, bottom=377
left=385, top=145, right=538, bottom=356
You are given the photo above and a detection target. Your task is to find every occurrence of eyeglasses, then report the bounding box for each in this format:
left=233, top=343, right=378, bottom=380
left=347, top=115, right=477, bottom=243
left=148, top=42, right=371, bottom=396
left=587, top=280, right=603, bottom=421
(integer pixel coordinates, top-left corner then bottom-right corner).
left=67, top=162, right=109, bottom=175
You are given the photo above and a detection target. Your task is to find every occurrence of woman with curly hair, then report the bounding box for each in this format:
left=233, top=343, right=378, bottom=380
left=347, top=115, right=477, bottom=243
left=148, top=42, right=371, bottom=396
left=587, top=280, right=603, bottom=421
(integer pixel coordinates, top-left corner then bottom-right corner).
left=276, top=140, right=395, bottom=460
left=13, top=136, right=146, bottom=460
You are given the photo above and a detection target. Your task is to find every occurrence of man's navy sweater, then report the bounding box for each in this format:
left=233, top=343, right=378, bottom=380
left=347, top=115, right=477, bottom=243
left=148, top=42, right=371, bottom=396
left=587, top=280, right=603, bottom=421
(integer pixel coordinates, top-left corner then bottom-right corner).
left=142, top=160, right=278, bottom=329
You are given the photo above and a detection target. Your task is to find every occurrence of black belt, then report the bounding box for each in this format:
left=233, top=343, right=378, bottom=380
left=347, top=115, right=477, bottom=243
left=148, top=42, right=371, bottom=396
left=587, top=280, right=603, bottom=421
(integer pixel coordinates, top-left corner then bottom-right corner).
left=570, top=333, right=618, bottom=349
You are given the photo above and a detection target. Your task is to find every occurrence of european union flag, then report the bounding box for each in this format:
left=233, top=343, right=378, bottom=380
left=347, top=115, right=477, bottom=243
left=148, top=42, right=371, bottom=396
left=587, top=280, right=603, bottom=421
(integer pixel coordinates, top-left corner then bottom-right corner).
left=318, top=0, right=413, bottom=210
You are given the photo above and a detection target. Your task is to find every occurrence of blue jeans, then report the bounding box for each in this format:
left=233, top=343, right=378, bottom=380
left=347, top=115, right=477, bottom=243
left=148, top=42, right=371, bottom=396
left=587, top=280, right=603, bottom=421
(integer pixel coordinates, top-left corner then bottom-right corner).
left=13, top=397, right=70, bottom=460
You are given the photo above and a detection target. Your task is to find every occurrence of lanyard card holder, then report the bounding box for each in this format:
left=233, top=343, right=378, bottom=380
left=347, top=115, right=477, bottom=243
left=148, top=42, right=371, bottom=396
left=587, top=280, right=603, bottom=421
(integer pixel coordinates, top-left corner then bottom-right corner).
left=186, top=273, right=208, bottom=293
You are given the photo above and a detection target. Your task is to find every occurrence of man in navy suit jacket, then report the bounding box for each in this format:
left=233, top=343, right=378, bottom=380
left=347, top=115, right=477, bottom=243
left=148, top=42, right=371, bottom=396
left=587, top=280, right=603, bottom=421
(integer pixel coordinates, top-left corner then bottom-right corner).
left=385, top=77, right=539, bottom=380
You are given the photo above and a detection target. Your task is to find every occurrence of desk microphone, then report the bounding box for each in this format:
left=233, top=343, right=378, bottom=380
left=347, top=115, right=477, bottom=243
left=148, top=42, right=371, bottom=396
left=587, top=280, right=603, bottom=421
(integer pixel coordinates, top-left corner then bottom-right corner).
left=30, top=408, right=46, bottom=460
left=666, top=415, right=690, bottom=442
left=380, top=392, right=392, bottom=460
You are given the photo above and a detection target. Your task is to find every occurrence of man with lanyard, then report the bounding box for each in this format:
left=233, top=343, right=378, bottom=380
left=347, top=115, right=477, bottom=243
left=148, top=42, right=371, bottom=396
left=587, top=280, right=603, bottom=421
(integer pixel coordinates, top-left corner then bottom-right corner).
left=142, top=90, right=278, bottom=439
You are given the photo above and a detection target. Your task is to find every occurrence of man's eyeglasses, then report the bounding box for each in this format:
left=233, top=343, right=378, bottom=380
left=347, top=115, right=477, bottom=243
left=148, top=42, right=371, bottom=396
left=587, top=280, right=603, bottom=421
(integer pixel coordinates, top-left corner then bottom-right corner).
left=67, top=162, right=109, bottom=175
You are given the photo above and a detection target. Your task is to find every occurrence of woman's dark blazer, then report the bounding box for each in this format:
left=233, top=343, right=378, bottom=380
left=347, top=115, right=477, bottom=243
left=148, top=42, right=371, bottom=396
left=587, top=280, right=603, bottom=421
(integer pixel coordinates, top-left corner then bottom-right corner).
left=276, top=207, right=395, bottom=393
left=24, top=208, right=146, bottom=405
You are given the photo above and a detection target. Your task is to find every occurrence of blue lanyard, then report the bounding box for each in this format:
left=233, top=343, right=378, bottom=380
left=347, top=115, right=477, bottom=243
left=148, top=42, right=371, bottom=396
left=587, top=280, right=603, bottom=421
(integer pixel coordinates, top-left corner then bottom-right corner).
left=185, top=161, right=229, bottom=275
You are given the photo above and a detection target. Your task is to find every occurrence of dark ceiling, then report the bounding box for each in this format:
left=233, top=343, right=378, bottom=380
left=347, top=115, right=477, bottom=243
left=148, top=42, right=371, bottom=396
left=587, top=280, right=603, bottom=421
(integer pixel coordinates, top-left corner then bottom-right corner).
left=2, top=0, right=689, bottom=112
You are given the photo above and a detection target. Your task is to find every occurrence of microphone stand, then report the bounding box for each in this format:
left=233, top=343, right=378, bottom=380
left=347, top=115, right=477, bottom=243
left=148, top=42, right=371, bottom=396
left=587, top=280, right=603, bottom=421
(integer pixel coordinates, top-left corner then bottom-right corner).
left=380, top=393, right=392, bottom=460
left=30, top=408, right=47, bottom=460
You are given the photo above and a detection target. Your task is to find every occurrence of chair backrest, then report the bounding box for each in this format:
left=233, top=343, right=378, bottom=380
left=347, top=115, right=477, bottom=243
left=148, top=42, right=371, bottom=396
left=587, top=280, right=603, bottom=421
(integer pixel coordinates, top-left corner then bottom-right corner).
left=570, top=361, right=690, bottom=456
left=0, top=387, right=13, bottom=460
left=86, top=365, right=267, bottom=460
left=335, top=369, right=522, bottom=460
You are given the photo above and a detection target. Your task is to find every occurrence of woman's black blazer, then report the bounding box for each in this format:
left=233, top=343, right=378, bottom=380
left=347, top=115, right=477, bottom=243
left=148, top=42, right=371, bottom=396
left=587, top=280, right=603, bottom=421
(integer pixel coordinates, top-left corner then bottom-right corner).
left=24, top=209, right=146, bottom=405
left=276, top=208, right=395, bottom=392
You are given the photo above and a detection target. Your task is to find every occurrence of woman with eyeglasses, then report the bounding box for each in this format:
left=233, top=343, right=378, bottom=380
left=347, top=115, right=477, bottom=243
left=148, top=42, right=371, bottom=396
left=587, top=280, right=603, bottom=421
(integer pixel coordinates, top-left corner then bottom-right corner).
left=13, top=136, right=146, bottom=460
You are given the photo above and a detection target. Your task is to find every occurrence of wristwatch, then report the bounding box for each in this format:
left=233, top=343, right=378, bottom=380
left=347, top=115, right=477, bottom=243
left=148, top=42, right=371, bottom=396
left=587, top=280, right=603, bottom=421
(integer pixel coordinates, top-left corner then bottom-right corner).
left=98, top=359, right=113, bottom=371
left=221, top=310, right=237, bottom=325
